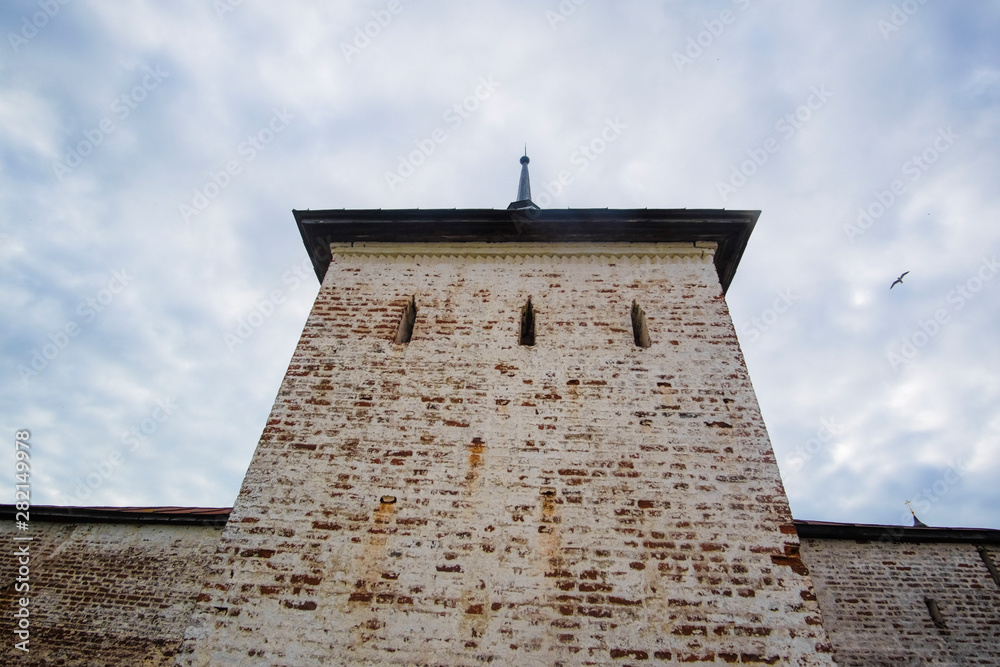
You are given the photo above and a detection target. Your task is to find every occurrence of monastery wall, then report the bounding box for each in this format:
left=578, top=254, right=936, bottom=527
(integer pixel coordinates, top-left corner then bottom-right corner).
left=0, top=519, right=221, bottom=666
left=800, top=538, right=1000, bottom=666
left=181, top=242, right=834, bottom=665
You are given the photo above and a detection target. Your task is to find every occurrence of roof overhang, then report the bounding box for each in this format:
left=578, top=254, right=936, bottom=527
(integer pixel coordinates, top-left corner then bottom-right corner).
left=794, top=519, right=1000, bottom=544
left=293, top=208, right=759, bottom=294
left=0, top=504, right=231, bottom=527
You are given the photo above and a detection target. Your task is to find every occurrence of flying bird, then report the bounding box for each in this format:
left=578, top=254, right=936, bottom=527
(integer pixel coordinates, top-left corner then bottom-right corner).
left=890, top=271, right=910, bottom=289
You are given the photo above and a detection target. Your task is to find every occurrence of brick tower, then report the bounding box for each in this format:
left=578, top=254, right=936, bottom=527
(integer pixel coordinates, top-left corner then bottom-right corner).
left=181, top=160, right=834, bottom=665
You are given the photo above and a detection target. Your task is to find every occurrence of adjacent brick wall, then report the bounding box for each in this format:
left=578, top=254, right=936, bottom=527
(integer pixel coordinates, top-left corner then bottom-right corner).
left=0, top=521, right=222, bottom=666
left=800, top=539, right=1000, bottom=665
left=181, top=243, right=834, bottom=665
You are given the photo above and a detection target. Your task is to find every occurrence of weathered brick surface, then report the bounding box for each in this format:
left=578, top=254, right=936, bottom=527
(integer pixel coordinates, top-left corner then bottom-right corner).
left=181, top=243, right=834, bottom=665
left=800, top=539, right=1000, bottom=666
left=0, top=521, right=222, bottom=665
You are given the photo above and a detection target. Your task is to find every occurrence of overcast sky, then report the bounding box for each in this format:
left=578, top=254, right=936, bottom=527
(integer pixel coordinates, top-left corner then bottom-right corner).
left=3, top=1, right=998, bottom=530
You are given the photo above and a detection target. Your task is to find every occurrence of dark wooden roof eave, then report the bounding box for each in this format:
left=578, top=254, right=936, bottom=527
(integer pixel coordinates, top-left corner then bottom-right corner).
left=793, top=519, right=1000, bottom=544
left=0, top=505, right=231, bottom=527
left=293, top=208, right=759, bottom=294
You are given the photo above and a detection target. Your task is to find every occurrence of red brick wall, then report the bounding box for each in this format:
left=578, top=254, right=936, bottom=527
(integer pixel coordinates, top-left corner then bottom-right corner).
left=800, top=539, right=1000, bottom=665
left=181, top=245, right=834, bottom=665
left=0, top=521, right=221, bottom=666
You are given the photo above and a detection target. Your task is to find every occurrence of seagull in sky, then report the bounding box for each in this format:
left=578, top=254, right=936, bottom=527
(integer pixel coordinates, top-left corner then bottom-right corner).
left=890, top=271, right=910, bottom=289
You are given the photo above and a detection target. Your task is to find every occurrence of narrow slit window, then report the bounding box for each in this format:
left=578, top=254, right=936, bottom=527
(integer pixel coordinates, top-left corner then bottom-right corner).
left=394, top=296, right=417, bottom=344
left=631, top=300, right=651, bottom=348
left=519, top=297, right=535, bottom=346
left=977, top=546, right=1000, bottom=587
left=924, top=597, right=947, bottom=629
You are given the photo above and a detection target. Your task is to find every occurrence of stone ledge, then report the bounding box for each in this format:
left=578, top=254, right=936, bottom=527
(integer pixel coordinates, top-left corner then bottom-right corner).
left=330, top=242, right=717, bottom=263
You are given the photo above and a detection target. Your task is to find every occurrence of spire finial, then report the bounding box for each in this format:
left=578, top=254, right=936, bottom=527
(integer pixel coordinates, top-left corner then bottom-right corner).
left=906, top=500, right=928, bottom=527
left=508, top=149, right=539, bottom=210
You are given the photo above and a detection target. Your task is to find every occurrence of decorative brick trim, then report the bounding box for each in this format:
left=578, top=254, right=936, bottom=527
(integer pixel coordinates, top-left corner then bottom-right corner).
left=329, top=242, right=717, bottom=264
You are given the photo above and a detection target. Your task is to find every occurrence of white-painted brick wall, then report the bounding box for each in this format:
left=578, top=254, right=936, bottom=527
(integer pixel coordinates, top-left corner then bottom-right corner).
left=181, top=243, right=834, bottom=665
left=0, top=521, right=221, bottom=665
left=801, top=539, right=1000, bottom=666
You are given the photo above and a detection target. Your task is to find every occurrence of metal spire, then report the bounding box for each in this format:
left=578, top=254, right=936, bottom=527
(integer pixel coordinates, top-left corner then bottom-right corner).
left=906, top=500, right=928, bottom=527
left=507, top=148, right=539, bottom=210
left=517, top=150, right=531, bottom=201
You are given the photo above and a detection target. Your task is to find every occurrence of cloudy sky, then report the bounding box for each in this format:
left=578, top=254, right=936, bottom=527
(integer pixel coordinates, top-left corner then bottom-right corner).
left=3, top=1, right=998, bottom=530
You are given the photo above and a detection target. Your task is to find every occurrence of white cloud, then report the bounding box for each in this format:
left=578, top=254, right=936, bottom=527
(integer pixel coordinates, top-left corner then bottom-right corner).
left=2, top=0, right=998, bottom=530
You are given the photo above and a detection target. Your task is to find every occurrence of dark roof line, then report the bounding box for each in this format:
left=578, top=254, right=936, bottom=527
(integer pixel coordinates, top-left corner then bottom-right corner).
left=793, top=519, right=1000, bottom=544
left=293, top=207, right=759, bottom=294
left=0, top=505, right=231, bottom=527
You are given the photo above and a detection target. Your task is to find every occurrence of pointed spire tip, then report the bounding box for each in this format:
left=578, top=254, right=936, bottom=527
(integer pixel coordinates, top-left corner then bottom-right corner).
left=507, top=150, right=539, bottom=211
